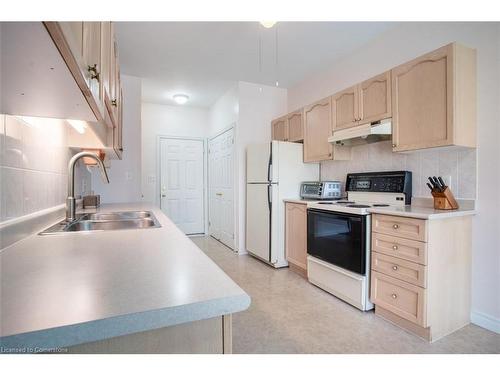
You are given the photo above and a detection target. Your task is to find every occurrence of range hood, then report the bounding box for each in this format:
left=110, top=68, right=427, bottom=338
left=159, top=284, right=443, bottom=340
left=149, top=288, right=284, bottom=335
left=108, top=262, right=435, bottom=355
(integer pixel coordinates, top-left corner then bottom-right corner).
left=328, top=119, right=392, bottom=146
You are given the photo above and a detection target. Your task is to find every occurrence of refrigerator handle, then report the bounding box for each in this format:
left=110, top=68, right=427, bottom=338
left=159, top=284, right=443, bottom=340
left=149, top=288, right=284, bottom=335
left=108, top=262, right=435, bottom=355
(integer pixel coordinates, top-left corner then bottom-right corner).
left=267, top=143, right=272, bottom=182
left=267, top=184, right=272, bottom=209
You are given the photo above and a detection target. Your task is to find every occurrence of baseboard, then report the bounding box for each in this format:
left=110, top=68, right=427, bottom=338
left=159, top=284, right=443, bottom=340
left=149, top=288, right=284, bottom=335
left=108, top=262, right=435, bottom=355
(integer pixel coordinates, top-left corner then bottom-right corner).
left=471, top=310, right=500, bottom=334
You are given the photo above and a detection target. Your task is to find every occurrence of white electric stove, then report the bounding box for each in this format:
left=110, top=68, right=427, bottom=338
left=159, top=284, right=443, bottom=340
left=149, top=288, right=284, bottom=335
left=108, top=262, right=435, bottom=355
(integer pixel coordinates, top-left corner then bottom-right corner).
left=306, top=171, right=412, bottom=311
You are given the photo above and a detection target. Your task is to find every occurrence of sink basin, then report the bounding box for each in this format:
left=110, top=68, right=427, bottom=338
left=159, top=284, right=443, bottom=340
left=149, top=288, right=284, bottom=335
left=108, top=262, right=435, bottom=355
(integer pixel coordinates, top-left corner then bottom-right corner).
left=39, top=211, right=161, bottom=235
left=66, top=218, right=159, bottom=232
left=85, top=211, right=152, bottom=221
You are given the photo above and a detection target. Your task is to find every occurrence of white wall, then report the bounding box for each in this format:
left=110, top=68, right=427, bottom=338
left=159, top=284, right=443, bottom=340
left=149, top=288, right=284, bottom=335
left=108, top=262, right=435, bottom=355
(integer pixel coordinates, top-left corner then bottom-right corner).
left=208, top=84, right=239, bottom=137
left=235, top=82, right=287, bottom=252
left=288, top=22, right=500, bottom=332
left=91, top=75, right=142, bottom=203
left=141, top=102, right=209, bottom=203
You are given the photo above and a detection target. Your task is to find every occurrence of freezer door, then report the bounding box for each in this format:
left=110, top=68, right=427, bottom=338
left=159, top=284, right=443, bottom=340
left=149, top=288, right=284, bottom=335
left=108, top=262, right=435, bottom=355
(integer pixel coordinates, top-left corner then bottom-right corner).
left=246, top=143, right=272, bottom=183
left=246, top=183, right=271, bottom=261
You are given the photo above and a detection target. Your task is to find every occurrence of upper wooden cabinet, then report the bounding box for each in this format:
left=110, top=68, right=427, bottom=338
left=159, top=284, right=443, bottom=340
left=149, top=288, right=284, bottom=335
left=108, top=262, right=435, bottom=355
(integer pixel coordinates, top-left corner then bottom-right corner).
left=391, top=43, right=476, bottom=152
left=45, top=21, right=124, bottom=159
left=303, top=97, right=351, bottom=163
left=287, top=110, right=304, bottom=142
left=332, top=72, right=391, bottom=131
left=331, top=85, right=359, bottom=130
left=359, top=71, right=392, bottom=125
left=271, top=115, right=288, bottom=141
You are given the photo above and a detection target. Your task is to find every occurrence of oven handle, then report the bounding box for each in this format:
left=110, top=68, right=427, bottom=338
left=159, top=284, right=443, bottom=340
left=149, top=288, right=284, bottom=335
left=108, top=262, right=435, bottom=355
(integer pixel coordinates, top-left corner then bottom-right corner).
left=307, top=208, right=363, bottom=221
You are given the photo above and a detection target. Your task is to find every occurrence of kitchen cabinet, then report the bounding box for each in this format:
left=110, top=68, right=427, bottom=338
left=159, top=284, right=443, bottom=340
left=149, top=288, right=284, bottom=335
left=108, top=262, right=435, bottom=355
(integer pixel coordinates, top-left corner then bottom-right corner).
left=285, top=202, right=308, bottom=276
left=271, top=115, right=288, bottom=141
left=331, top=85, right=359, bottom=130
left=303, top=97, right=351, bottom=162
left=359, top=71, right=392, bottom=125
left=332, top=72, right=391, bottom=131
left=391, top=43, right=476, bottom=152
left=44, top=21, right=124, bottom=159
left=287, top=110, right=304, bottom=142
left=370, top=213, right=472, bottom=342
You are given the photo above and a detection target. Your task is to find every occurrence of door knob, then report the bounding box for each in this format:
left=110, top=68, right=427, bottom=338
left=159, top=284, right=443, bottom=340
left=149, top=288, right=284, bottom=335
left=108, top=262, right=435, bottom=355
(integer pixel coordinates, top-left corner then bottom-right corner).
left=216, top=193, right=223, bottom=196
left=161, top=194, right=166, bottom=198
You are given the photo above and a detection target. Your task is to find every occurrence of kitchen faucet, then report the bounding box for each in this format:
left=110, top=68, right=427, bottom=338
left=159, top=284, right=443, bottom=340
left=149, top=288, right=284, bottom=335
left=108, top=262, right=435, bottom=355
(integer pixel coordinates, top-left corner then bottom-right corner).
left=66, top=151, right=109, bottom=222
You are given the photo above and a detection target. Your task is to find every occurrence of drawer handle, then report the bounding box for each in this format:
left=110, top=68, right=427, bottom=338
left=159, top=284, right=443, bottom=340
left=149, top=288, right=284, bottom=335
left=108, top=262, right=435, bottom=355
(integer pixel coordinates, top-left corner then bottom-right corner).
left=391, top=293, right=398, bottom=299
left=392, top=265, right=398, bottom=271
left=393, top=224, right=399, bottom=229
left=392, top=245, right=398, bottom=250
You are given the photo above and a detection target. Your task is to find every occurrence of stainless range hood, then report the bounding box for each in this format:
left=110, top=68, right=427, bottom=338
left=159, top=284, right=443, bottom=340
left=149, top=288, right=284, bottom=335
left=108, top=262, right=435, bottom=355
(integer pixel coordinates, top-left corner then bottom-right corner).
left=328, top=119, right=392, bottom=146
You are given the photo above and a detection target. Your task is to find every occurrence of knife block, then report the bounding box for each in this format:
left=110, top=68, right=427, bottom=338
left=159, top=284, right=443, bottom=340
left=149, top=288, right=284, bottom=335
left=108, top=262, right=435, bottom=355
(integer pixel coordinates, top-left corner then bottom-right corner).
left=431, top=187, right=459, bottom=210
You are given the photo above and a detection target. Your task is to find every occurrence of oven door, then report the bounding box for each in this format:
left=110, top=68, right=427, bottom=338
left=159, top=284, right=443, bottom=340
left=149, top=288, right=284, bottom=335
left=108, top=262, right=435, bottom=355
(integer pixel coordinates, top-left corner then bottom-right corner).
left=307, top=209, right=367, bottom=275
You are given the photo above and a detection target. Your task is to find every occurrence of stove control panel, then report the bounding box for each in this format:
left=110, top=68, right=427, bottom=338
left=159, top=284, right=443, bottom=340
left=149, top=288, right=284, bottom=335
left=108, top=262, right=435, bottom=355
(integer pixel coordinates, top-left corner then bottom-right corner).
left=346, top=171, right=412, bottom=204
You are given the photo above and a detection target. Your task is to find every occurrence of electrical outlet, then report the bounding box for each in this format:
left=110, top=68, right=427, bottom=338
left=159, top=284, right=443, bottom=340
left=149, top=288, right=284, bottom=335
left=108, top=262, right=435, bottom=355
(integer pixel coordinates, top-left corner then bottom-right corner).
left=125, top=172, right=132, bottom=181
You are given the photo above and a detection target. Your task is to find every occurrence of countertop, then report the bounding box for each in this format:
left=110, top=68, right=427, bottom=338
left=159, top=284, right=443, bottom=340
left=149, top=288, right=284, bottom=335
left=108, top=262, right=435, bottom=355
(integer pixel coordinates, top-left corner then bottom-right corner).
left=0, top=203, right=250, bottom=351
left=282, top=198, right=475, bottom=219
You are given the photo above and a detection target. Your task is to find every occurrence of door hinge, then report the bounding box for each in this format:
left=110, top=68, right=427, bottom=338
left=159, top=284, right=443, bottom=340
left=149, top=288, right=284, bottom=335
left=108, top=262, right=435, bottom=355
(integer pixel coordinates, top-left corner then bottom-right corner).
left=209, top=221, right=211, bottom=226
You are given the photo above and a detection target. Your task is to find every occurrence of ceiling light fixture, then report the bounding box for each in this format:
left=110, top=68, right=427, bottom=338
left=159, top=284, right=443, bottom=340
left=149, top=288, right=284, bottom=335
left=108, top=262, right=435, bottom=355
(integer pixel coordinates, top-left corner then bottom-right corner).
left=260, top=21, right=276, bottom=29
left=173, top=94, right=189, bottom=105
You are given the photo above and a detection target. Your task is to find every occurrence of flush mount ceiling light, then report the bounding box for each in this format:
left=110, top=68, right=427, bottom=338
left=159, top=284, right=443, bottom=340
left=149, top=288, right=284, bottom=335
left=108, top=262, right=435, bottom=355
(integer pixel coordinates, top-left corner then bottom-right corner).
left=173, top=94, right=189, bottom=105
left=260, top=21, right=276, bottom=28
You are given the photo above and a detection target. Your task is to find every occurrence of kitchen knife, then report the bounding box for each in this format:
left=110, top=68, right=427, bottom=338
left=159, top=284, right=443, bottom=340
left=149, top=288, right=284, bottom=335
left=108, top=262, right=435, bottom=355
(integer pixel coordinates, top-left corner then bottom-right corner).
left=438, top=176, right=446, bottom=189
left=432, top=176, right=442, bottom=192
left=426, top=182, right=434, bottom=192
left=428, top=177, right=439, bottom=190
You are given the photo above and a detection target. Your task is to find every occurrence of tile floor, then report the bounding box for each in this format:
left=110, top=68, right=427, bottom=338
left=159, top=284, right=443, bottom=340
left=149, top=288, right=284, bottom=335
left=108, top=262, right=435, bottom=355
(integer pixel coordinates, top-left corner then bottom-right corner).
left=191, top=236, right=500, bottom=354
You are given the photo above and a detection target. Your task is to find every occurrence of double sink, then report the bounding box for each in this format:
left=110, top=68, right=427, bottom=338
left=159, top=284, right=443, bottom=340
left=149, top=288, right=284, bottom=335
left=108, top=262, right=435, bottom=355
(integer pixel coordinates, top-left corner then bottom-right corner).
left=39, top=211, right=161, bottom=235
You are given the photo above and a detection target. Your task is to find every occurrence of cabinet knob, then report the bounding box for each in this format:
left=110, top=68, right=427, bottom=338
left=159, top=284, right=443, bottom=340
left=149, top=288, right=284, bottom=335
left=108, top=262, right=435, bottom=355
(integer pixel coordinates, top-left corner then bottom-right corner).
left=391, top=293, right=398, bottom=299
left=392, top=144, right=397, bottom=148
left=111, top=99, right=117, bottom=107
left=392, top=245, right=399, bottom=250
left=393, top=224, right=399, bottom=229
left=87, top=64, right=100, bottom=81
left=392, top=265, right=398, bottom=271
left=328, top=153, right=332, bottom=157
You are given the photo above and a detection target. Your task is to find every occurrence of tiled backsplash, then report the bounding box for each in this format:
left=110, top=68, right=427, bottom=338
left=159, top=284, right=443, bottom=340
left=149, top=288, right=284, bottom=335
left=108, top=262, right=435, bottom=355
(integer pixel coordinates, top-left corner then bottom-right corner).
left=321, top=141, right=477, bottom=199
left=0, top=114, right=92, bottom=222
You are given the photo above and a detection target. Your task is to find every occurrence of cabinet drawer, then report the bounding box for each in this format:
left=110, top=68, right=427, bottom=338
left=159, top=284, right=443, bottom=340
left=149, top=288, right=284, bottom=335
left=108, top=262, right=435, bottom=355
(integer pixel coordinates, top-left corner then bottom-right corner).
left=372, top=232, right=427, bottom=265
left=372, top=252, right=426, bottom=287
left=372, top=214, right=427, bottom=242
left=371, top=271, right=426, bottom=327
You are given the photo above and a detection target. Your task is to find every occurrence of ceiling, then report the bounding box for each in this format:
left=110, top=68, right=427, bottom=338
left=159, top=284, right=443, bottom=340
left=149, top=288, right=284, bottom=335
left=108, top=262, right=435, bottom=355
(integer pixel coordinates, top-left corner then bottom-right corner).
left=115, top=22, right=396, bottom=108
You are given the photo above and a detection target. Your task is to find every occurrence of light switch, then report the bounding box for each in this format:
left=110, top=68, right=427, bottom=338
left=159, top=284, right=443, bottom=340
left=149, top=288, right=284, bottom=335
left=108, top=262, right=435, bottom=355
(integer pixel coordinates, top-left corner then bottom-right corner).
left=148, top=175, right=156, bottom=184
left=125, top=172, right=132, bottom=181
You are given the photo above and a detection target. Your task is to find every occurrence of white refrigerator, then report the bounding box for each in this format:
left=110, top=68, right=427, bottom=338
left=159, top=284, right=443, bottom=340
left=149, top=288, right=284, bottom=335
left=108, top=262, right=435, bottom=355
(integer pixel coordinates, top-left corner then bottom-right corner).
left=246, top=141, right=319, bottom=268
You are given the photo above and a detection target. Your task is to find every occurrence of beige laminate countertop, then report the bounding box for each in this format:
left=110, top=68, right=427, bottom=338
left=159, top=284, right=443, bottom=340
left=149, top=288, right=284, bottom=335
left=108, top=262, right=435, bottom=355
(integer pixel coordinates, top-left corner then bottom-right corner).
left=0, top=203, right=250, bottom=351
left=283, top=198, right=476, bottom=219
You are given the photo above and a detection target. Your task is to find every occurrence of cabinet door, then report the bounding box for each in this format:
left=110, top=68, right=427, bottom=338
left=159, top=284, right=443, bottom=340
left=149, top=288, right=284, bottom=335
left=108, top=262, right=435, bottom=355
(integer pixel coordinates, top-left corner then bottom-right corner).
left=331, top=85, right=359, bottom=130
left=82, top=22, right=102, bottom=102
left=303, top=97, right=333, bottom=162
left=287, top=110, right=303, bottom=142
left=359, top=71, right=392, bottom=125
left=391, top=44, right=453, bottom=152
left=285, top=203, right=307, bottom=272
left=271, top=116, right=288, bottom=141
left=100, top=22, right=112, bottom=110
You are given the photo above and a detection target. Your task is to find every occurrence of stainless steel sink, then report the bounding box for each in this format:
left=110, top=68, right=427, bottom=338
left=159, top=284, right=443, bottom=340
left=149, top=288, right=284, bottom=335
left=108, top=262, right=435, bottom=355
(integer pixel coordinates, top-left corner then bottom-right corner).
left=85, top=211, right=152, bottom=221
left=39, top=211, right=161, bottom=235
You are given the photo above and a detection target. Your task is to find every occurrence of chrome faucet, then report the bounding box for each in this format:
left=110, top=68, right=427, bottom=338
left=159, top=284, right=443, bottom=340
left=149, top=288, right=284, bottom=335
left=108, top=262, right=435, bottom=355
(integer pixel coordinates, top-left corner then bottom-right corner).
left=66, top=151, right=109, bottom=222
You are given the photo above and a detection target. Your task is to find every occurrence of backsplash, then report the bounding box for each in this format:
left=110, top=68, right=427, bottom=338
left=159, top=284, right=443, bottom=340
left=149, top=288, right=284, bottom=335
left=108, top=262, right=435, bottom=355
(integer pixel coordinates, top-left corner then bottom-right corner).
left=0, top=114, right=92, bottom=222
left=321, top=141, right=476, bottom=199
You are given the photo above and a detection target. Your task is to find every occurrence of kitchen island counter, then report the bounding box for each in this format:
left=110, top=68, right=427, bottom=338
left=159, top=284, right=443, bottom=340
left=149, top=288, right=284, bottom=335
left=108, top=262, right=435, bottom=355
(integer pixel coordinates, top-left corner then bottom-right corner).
left=0, top=203, right=250, bottom=352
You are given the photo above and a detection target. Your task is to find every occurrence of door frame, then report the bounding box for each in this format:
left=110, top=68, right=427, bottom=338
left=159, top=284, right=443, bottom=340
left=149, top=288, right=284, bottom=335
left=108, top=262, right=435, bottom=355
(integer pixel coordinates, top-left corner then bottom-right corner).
left=156, top=135, right=208, bottom=235
left=208, top=125, right=237, bottom=250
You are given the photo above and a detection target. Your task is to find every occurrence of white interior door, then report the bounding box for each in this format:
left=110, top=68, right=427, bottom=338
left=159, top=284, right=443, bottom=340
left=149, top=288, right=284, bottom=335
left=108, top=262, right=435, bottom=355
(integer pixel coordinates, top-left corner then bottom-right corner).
left=160, top=138, right=204, bottom=235
left=208, top=128, right=235, bottom=249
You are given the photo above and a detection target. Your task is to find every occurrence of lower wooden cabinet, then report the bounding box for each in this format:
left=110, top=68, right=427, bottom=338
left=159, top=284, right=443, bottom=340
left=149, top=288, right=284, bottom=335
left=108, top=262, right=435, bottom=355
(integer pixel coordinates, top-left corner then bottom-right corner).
left=285, top=202, right=308, bottom=276
left=370, top=214, right=472, bottom=342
